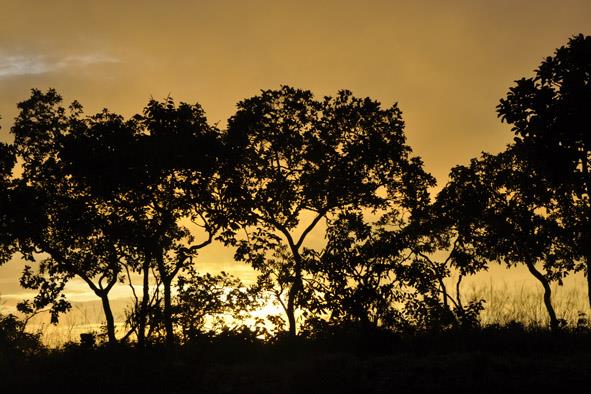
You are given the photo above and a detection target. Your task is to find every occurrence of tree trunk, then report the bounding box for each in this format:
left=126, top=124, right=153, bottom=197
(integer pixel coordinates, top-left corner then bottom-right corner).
left=99, top=293, right=117, bottom=344
left=155, top=250, right=175, bottom=347
left=286, top=273, right=302, bottom=337
left=455, top=274, right=464, bottom=311
left=162, top=277, right=175, bottom=347
left=525, top=261, right=559, bottom=330
left=586, top=258, right=591, bottom=309
left=137, top=258, right=150, bottom=348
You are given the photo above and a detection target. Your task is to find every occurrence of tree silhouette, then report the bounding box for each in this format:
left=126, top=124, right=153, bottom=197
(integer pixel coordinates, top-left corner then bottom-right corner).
left=497, top=34, right=591, bottom=307
left=304, top=209, right=450, bottom=333
left=228, top=86, right=433, bottom=336
left=10, top=90, right=139, bottom=342
left=61, top=96, right=227, bottom=347
left=0, top=308, right=44, bottom=357
left=174, top=268, right=266, bottom=342
left=0, top=138, right=16, bottom=265
left=401, top=200, right=489, bottom=329
left=436, top=148, right=571, bottom=330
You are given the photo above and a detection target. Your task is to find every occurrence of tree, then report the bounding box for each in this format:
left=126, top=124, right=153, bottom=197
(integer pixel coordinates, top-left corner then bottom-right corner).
left=395, top=209, right=488, bottom=330
left=10, top=90, right=139, bottom=343
left=436, top=148, right=571, bottom=330
left=497, top=34, right=591, bottom=307
left=228, top=86, right=434, bottom=336
left=304, top=210, right=450, bottom=333
left=0, top=138, right=17, bottom=265
left=61, top=96, right=227, bottom=347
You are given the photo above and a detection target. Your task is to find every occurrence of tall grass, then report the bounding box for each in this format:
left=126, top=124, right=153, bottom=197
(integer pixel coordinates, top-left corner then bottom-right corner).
left=464, top=279, right=590, bottom=328
left=18, top=277, right=590, bottom=347
left=25, top=303, right=111, bottom=347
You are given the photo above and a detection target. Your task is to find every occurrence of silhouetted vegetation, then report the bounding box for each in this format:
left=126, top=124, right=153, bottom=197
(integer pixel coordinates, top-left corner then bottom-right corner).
left=228, top=86, right=435, bottom=336
left=1, top=33, right=591, bottom=392
left=498, top=34, right=591, bottom=308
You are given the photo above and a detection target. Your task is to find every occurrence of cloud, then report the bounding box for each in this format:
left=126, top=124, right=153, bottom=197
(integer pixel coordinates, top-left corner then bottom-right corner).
left=0, top=52, right=120, bottom=78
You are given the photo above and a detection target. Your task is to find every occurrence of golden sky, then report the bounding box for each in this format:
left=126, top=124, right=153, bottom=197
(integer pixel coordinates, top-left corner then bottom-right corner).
left=1, top=0, right=591, bottom=319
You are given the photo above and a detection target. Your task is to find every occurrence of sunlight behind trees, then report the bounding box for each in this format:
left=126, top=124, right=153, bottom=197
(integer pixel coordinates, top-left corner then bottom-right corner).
left=0, top=34, right=591, bottom=348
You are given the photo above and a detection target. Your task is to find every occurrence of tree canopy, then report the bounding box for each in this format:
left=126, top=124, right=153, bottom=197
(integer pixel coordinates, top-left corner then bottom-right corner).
left=228, top=86, right=434, bottom=335
left=497, top=33, right=591, bottom=306
left=2, top=34, right=591, bottom=347
left=0, top=137, right=16, bottom=265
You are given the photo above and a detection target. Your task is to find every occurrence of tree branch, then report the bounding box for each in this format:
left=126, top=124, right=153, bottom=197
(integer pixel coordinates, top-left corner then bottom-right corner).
left=296, top=208, right=328, bottom=250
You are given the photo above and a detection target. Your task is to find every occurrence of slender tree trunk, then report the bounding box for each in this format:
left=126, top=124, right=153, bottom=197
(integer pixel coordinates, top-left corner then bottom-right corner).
left=584, top=159, right=591, bottom=309
left=585, top=255, right=591, bottom=307
left=137, top=257, right=150, bottom=347
left=286, top=272, right=302, bottom=337
left=154, top=250, right=175, bottom=347
left=455, top=274, right=464, bottom=311
left=162, top=277, right=174, bottom=347
left=99, top=293, right=117, bottom=344
left=436, top=275, right=448, bottom=309
left=586, top=258, right=591, bottom=309
left=525, top=260, right=559, bottom=331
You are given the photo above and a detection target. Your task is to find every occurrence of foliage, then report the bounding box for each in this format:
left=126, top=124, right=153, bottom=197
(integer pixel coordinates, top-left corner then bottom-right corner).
left=229, top=86, right=434, bottom=336
left=0, top=139, right=17, bottom=265
left=497, top=33, right=591, bottom=305
left=0, top=312, right=44, bottom=358
left=9, top=89, right=135, bottom=341
left=174, top=269, right=267, bottom=342
left=435, top=147, right=573, bottom=329
left=2, top=33, right=591, bottom=346
left=9, top=91, right=230, bottom=346
left=303, top=211, right=425, bottom=332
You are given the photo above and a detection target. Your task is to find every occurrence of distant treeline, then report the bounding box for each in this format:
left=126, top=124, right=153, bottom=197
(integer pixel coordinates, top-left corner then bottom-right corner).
left=1, top=34, right=591, bottom=347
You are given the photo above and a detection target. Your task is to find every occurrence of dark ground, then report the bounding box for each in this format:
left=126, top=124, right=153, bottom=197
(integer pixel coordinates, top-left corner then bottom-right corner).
left=2, top=328, right=591, bottom=393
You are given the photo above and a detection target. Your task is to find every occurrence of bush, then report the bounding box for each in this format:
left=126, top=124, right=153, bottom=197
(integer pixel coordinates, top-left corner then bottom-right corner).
left=0, top=313, right=45, bottom=359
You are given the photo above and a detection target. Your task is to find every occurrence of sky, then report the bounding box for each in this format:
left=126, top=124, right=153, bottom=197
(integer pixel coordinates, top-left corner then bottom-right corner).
left=1, top=0, right=591, bottom=328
